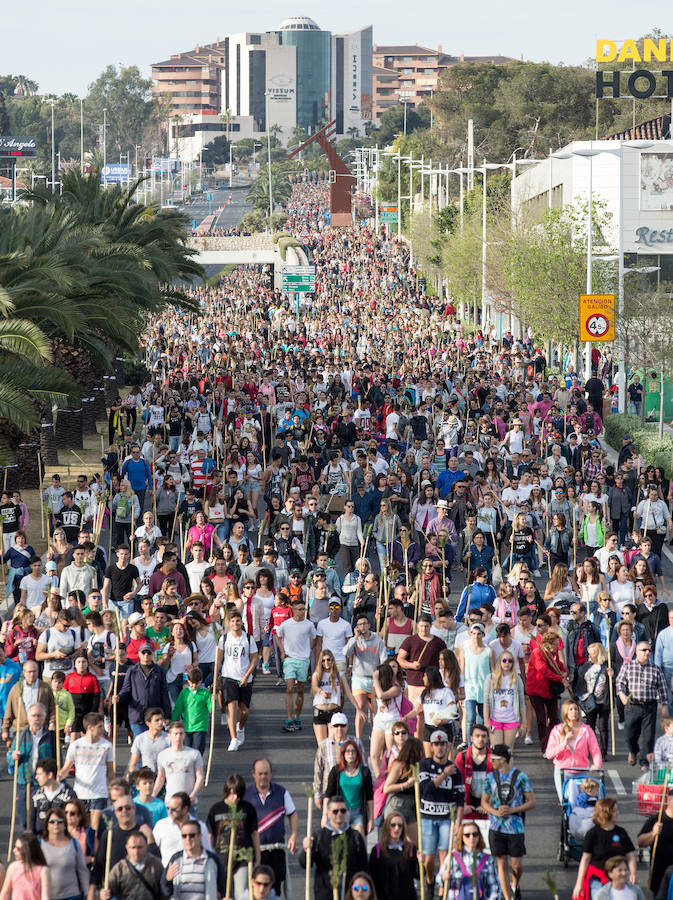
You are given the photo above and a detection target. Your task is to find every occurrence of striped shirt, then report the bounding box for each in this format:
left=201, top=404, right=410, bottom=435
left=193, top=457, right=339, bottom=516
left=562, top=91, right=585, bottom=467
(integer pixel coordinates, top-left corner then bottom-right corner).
left=180, top=853, right=207, bottom=900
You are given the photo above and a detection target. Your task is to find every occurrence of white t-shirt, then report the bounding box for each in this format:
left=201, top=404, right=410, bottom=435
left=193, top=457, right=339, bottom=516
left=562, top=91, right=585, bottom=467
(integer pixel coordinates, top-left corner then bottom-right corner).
left=134, top=557, right=157, bottom=597
left=65, top=736, right=113, bottom=799
left=156, top=746, right=203, bottom=798
left=490, top=674, right=518, bottom=724
left=276, top=618, right=316, bottom=661
left=385, top=412, right=400, bottom=439
left=422, top=687, right=458, bottom=727
left=489, top=638, right=525, bottom=665
left=316, top=617, right=353, bottom=662
left=186, top=560, right=210, bottom=594
left=87, top=629, right=117, bottom=679
left=218, top=632, right=257, bottom=681
left=20, top=573, right=51, bottom=609
left=130, top=730, right=170, bottom=772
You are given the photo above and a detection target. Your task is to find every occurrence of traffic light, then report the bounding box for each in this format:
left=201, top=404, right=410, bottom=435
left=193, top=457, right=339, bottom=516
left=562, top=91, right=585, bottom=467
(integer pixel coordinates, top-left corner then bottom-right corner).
left=328, top=170, right=336, bottom=183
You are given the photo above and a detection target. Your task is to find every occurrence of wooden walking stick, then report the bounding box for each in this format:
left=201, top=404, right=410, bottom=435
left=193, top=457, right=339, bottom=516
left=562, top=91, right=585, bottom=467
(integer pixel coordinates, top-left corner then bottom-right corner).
left=205, top=634, right=219, bottom=786
left=643, top=498, right=652, bottom=538
left=648, top=769, right=671, bottom=895
left=605, top=618, right=616, bottom=757
left=304, top=786, right=314, bottom=900
left=225, top=805, right=237, bottom=900
left=55, top=700, right=61, bottom=772
left=441, top=805, right=457, bottom=900
left=412, top=762, right=426, bottom=900
left=7, top=697, right=24, bottom=861
left=103, top=821, right=114, bottom=891
left=111, top=630, right=121, bottom=773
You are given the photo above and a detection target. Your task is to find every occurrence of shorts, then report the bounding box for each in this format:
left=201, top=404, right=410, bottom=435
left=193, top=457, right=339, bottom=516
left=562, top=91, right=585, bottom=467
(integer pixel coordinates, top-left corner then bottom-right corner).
left=313, top=706, right=339, bottom=725
left=489, top=718, right=520, bottom=731
left=423, top=722, right=456, bottom=743
left=489, top=830, right=526, bottom=859
left=373, top=711, right=400, bottom=734
left=352, top=675, right=374, bottom=695
left=421, top=816, right=453, bottom=855
left=83, top=798, right=108, bottom=812
left=348, top=807, right=364, bottom=828
left=386, top=793, right=415, bottom=822
left=283, top=657, right=310, bottom=683
left=223, top=677, right=253, bottom=708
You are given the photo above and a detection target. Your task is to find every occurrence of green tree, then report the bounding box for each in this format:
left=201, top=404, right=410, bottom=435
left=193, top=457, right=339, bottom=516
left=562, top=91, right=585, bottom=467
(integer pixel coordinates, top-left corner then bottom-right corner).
left=86, top=65, right=155, bottom=155
left=0, top=75, right=39, bottom=96
left=201, top=135, right=231, bottom=168
left=376, top=104, right=431, bottom=143
left=246, top=164, right=293, bottom=217
left=0, top=92, right=9, bottom=135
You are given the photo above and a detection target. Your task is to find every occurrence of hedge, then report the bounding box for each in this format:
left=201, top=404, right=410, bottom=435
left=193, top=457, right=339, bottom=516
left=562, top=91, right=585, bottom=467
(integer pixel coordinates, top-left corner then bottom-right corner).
left=278, top=236, right=300, bottom=261
left=604, top=413, right=673, bottom=475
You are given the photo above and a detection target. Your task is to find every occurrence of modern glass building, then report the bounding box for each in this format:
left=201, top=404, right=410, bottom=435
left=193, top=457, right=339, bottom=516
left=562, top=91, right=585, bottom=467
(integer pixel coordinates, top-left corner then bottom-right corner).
left=278, top=17, right=331, bottom=134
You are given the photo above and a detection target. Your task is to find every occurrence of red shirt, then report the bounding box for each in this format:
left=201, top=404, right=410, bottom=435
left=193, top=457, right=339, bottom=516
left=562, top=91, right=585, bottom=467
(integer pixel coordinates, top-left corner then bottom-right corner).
left=269, top=605, right=292, bottom=636
left=63, top=672, right=100, bottom=695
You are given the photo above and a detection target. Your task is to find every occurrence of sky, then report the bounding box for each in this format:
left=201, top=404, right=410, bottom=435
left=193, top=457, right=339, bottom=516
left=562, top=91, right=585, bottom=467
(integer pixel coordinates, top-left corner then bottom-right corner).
left=2, top=0, right=666, bottom=96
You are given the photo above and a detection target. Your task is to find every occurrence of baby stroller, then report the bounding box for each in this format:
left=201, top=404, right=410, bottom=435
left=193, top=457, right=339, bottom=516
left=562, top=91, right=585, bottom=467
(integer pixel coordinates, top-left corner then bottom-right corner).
left=558, top=768, right=606, bottom=866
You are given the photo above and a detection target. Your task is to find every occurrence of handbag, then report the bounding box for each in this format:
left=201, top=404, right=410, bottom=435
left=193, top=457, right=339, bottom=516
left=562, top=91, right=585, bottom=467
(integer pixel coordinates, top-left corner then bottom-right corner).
left=578, top=665, right=604, bottom=717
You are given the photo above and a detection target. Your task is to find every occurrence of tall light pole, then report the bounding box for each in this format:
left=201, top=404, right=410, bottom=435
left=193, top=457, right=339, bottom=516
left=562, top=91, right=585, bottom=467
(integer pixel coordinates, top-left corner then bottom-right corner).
left=80, top=98, right=84, bottom=174
left=402, top=100, right=408, bottom=135
left=265, top=91, right=273, bottom=223
left=103, top=108, right=107, bottom=187
left=49, top=99, right=56, bottom=193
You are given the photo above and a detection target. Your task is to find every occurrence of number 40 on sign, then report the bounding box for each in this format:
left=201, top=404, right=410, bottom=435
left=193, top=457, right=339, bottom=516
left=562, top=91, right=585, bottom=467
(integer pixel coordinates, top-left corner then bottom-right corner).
left=579, top=294, right=616, bottom=342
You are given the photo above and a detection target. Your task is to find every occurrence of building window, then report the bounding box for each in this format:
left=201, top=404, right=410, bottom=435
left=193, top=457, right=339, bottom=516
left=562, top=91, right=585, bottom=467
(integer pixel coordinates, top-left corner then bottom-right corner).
left=249, top=34, right=261, bottom=44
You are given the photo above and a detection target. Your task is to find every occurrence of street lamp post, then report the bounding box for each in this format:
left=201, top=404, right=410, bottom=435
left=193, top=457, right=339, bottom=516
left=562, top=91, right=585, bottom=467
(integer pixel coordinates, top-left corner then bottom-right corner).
left=80, top=98, right=84, bottom=174
left=265, top=91, right=273, bottom=223
left=49, top=99, right=56, bottom=194
left=103, top=108, right=107, bottom=188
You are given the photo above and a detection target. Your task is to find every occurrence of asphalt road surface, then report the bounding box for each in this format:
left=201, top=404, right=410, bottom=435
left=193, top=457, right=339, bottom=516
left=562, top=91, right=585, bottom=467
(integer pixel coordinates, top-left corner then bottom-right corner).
left=5, top=547, right=670, bottom=897
left=179, top=182, right=252, bottom=283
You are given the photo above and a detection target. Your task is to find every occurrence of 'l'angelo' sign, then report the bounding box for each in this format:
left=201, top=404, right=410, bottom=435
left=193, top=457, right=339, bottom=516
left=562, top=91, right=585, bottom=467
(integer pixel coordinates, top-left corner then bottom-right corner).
left=596, top=39, right=673, bottom=99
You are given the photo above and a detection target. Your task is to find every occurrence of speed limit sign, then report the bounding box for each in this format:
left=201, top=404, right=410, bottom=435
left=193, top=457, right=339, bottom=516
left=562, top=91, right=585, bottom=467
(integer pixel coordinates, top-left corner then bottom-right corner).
left=579, top=294, right=615, bottom=342
left=585, top=314, right=609, bottom=338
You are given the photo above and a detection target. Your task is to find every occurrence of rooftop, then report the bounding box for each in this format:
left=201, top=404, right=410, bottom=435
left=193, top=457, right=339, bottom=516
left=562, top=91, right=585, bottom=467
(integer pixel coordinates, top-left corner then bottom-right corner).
left=278, top=16, right=320, bottom=31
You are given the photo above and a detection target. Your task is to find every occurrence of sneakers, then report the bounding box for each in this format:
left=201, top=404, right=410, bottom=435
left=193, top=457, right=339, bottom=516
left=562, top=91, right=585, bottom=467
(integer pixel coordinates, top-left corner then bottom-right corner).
left=276, top=678, right=285, bottom=687
left=293, top=718, right=302, bottom=730
left=533, top=569, right=541, bottom=577
left=618, top=722, right=625, bottom=731
left=236, top=725, right=246, bottom=745
left=220, top=713, right=227, bottom=726
left=282, top=719, right=296, bottom=733
left=227, top=738, right=241, bottom=751
left=628, top=752, right=637, bottom=766
left=524, top=734, right=534, bottom=745
left=262, top=664, right=270, bottom=675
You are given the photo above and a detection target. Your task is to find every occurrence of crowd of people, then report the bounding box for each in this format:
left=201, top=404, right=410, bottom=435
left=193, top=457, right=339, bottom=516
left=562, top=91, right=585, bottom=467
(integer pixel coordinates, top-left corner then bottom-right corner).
left=2, top=181, right=673, bottom=900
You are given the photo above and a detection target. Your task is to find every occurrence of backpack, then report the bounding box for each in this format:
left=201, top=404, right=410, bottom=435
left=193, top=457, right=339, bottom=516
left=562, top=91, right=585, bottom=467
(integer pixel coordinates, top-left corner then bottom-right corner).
left=453, top=851, right=488, bottom=900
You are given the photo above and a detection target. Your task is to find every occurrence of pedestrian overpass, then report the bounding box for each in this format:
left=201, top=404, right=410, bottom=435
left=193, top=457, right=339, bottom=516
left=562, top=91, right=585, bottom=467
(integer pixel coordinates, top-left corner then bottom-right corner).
left=187, top=235, right=308, bottom=288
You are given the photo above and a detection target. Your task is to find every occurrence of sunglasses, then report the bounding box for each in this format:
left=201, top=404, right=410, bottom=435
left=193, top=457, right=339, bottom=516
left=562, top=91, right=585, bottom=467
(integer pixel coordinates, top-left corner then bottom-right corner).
left=331, top=808, right=347, bottom=814
left=463, top=831, right=480, bottom=838
left=181, top=832, right=199, bottom=838
left=393, top=730, right=408, bottom=736
left=351, top=888, right=370, bottom=894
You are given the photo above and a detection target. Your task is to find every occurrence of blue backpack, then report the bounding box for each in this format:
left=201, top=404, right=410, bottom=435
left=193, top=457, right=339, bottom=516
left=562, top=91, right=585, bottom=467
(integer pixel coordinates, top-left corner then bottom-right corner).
left=453, top=851, right=488, bottom=900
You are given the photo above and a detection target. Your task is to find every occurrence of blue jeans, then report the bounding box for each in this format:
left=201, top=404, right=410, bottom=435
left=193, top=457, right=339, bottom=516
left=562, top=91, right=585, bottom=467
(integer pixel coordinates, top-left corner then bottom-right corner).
left=376, top=540, right=390, bottom=572
left=111, top=598, right=134, bottom=619
left=169, top=435, right=180, bottom=451
left=199, top=661, right=215, bottom=688
left=216, top=521, right=231, bottom=543
left=168, top=677, right=184, bottom=708
left=6, top=566, right=27, bottom=601
left=629, top=401, right=642, bottom=416
left=465, top=699, right=484, bottom=740
left=185, top=731, right=207, bottom=754
left=130, top=722, right=148, bottom=738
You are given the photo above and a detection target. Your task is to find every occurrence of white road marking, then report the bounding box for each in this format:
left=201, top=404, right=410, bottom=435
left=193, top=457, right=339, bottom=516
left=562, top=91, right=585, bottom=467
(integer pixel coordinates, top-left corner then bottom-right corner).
left=608, top=769, right=627, bottom=795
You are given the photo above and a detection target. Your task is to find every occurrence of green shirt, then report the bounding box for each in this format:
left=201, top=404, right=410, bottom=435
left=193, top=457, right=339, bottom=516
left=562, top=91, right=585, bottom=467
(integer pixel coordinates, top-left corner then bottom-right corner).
left=171, top=685, right=212, bottom=732
left=146, top=626, right=170, bottom=646
left=53, top=688, right=75, bottom=728
left=338, top=769, right=363, bottom=811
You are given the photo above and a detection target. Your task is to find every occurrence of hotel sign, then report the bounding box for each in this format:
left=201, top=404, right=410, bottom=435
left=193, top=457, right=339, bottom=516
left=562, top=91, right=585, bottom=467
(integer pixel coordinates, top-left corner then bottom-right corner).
left=596, top=39, right=673, bottom=98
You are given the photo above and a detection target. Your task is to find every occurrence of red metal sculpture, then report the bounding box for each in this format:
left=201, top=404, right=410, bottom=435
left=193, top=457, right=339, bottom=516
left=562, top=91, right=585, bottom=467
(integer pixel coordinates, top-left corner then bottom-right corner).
left=287, top=119, right=355, bottom=227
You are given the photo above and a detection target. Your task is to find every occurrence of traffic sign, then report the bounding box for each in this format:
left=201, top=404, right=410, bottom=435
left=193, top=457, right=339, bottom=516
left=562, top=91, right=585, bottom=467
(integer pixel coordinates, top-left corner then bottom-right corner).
left=579, top=294, right=615, bottom=342
left=493, top=299, right=509, bottom=314
left=281, top=265, right=316, bottom=293
left=300, top=234, right=311, bottom=246
left=381, top=204, right=398, bottom=223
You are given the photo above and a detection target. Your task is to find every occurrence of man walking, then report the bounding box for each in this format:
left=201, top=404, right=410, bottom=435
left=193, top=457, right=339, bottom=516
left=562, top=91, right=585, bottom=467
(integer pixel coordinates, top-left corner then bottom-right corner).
left=215, top=609, right=258, bottom=751
left=300, top=795, right=368, bottom=900
left=616, top=641, right=669, bottom=770
left=276, top=598, right=316, bottom=733
left=481, top=743, right=536, bottom=900
left=245, top=757, right=299, bottom=895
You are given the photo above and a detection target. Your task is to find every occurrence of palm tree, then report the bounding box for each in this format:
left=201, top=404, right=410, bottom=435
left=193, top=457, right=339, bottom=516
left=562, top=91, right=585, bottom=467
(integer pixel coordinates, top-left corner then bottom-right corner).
left=0, top=291, right=76, bottom=460
left=246, top=164, right=293, bottom=215
left=347, top=126, right=360, bottom=140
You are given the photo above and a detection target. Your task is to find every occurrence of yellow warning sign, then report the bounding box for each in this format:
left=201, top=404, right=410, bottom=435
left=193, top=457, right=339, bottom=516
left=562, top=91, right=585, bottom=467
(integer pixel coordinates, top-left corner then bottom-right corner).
left=579, top=294, right=615, bottom=342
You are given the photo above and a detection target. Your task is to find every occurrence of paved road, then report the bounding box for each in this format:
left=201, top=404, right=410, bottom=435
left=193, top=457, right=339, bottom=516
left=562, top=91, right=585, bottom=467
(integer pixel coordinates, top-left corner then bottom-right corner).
left=178, top=183, right=252, bottom=282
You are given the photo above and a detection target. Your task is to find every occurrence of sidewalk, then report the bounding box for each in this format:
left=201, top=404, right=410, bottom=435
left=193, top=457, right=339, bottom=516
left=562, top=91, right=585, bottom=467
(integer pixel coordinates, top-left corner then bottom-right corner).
left=603, top=437, right=673, bottom=568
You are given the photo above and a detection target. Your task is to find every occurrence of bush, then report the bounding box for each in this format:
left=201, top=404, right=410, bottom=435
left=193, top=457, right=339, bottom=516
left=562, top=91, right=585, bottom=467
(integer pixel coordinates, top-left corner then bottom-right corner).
left=239, top=211, right=265, bottom=233
left=278, top=236, right=299, bottom=261
left=273, top=232, right=292, bottom=244
left=123, top=359, right=149, bottom=386
left=604, top=413, right=673, bottom=475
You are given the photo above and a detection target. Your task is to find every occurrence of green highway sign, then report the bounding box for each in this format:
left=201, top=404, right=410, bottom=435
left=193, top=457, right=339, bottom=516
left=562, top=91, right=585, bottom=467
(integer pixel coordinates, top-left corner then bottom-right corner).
left=380, top=204, right=398, bottom=223
left=281, top=265, right=316, bottom=293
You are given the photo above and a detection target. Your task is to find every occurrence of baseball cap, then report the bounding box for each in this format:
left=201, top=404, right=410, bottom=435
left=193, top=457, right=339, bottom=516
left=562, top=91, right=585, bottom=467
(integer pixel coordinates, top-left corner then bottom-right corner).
left=138, top=642, right=154, bottom=653
left=328, top=599, right=342, bottom=608
left=469, top=623, right=485, bottom=634
left=330, top=712, right=348, bottom=726
left=490, top=743, right=512, bottom=761
left=313, top=567, right=326, bottom=577
left=430, top=730, right=449, bottom=743
left=290, top=567, right=303, bottom=576
left=128, top=612, right=145, bottom=627
left=623, top=434, right=632, bottom=441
